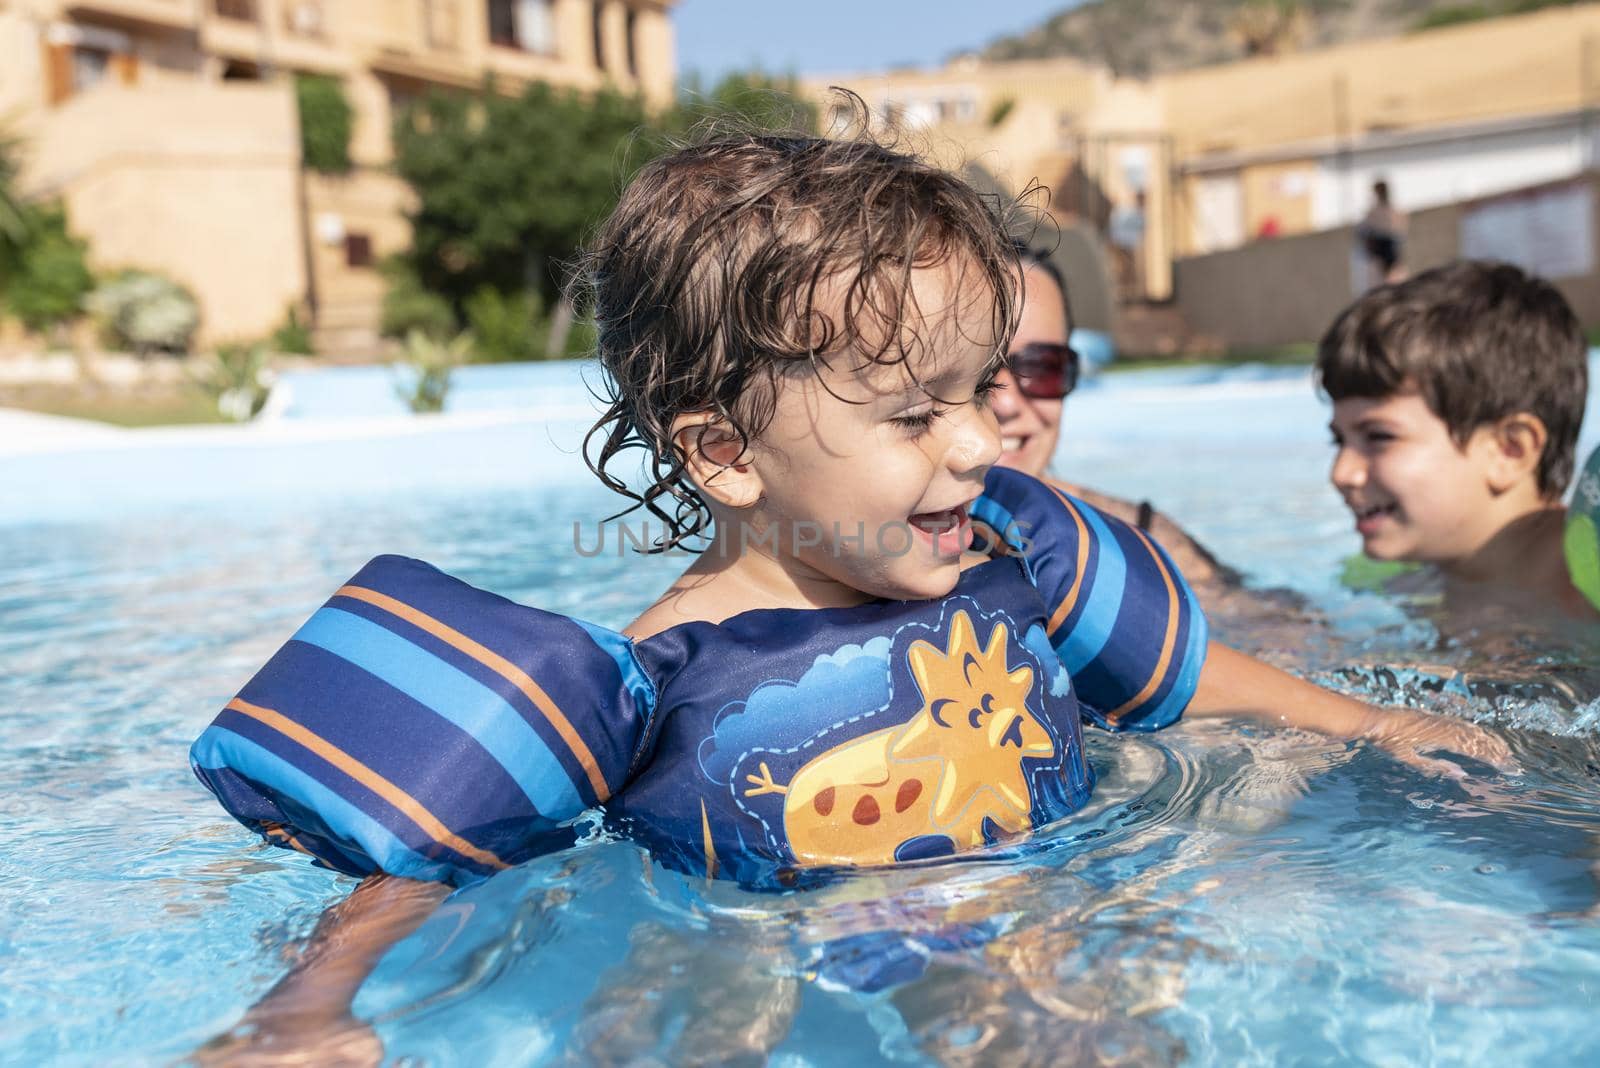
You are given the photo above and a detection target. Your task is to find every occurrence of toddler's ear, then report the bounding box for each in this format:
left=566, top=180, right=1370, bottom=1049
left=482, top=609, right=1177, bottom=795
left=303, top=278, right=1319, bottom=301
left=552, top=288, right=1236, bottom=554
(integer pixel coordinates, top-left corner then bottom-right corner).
left=1484, top=412, right=1548, bottom=494
left=670, top=413, right=765, bottom=509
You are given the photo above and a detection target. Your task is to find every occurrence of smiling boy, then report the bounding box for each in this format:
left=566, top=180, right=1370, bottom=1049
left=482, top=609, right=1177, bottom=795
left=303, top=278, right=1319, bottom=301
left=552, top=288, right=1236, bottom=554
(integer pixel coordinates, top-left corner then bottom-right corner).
left=1320, top=260, right=1593, bottom=623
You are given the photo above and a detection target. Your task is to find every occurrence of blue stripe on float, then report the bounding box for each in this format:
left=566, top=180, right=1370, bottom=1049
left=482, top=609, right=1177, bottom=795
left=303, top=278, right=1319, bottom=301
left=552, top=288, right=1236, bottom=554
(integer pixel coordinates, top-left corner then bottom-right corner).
left=1149, top=571, right=1210, bottom=726
left=291, top=607, right=583, bottom=819
left=572, top=617, right=657, bottom=719
left=191, top=725, right=459, bottom=882
left=1055, top=502, right=1128, bottom=675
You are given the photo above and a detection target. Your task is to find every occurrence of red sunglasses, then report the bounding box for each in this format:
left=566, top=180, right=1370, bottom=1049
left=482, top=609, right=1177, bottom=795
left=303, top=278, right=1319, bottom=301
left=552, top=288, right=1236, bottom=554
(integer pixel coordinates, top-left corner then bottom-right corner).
left=1007, top=341, right=1080, bottom=400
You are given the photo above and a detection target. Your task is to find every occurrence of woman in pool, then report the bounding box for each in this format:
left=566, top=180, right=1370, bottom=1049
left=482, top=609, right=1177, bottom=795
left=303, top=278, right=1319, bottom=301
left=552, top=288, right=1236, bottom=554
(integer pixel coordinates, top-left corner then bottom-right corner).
left=992, top=245, right=1236, bottom=589
left=995, top=244, right=1335, bottom=661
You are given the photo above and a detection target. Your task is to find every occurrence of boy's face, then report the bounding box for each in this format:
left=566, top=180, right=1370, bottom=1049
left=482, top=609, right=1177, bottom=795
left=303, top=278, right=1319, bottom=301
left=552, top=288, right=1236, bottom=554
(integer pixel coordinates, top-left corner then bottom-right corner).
left=748, top=259, right=1004, bottom=602
left=1328, top=392, right=1508, bottom=564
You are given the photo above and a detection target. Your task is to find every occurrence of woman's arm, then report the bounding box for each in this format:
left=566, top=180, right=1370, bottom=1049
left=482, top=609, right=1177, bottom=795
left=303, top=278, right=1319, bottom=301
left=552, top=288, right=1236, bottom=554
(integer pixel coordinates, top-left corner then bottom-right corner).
left=194, top=875, right=450, bottom=1066
left=1188, top=641, right=1516, bottom=777
left=1048, top=480, right=1239, bottom=592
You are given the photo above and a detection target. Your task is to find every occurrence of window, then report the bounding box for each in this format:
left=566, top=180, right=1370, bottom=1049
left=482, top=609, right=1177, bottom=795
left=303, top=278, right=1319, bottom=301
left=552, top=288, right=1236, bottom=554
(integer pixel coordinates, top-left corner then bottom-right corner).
left=214, top=0, right=258, bottom=21
left=71, top=47, right=109, bottom=93
left=344, top=233, right=374, bottom=268
left=488, top=0, right=516, bottom=46
left=285, top=1, right=326, bottom=38
left=592, top=1, right=605, bottom=70
left=624, top=8, right=637, bottom=78
left=487, top=0, right=554, bottom=54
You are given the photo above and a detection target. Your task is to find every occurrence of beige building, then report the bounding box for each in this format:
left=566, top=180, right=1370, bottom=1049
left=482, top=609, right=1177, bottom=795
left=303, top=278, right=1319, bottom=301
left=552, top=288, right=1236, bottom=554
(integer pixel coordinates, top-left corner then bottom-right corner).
left=805, top=4, right=1600, bottom=303
left=1, top=0, right=676, bottom=349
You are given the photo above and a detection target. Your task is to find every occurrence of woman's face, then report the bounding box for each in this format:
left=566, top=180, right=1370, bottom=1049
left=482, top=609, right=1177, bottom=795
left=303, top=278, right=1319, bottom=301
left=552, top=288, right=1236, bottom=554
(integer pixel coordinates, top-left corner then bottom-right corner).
left=991, top=264, right=1069, bottom=477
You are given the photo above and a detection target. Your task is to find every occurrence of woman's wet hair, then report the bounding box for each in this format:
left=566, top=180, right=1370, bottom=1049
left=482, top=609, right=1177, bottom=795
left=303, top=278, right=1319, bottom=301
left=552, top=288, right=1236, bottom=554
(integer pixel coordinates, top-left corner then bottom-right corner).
left=1316, top=259, right=1587, bottom=498
left=576, top=97, right=1023, bottom=550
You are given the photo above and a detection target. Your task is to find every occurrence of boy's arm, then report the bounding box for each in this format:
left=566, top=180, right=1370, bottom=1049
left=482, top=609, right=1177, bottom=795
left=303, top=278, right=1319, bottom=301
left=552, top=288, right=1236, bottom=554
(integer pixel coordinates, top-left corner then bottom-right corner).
left=194, top=875, right=449, bottom=1065
left=1189, top=641, right=1516, bottom=776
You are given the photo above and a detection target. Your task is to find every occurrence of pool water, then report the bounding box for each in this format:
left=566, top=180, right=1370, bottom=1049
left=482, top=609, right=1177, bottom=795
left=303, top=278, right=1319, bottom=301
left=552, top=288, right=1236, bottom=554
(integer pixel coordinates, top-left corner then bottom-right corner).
left=4, top=359, right=1600, bottom=1065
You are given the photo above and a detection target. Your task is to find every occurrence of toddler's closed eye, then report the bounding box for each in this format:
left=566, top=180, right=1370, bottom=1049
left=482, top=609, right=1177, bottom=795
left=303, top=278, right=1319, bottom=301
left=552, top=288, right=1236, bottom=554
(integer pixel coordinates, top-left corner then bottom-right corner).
left=891, top=407, right=947, bottom=435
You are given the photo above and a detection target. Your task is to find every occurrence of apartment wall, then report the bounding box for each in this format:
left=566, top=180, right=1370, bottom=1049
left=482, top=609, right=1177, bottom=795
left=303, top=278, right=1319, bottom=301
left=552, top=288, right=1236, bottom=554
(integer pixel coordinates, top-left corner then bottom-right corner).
left=5, top=0, right=678, bottom=349
left=21, top=81, right=307, bottom=345
left=1173, top=174, right=1600, bottom=349
left=1160, top=6, right=1600, bottom=161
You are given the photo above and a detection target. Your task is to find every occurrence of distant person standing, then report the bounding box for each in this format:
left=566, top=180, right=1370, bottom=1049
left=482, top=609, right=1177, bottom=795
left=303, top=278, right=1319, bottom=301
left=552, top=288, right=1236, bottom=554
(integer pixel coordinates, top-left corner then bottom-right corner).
left=1356, top=179, right=1407, bottom=286
left=1108, top=189, right=1147, bottom=300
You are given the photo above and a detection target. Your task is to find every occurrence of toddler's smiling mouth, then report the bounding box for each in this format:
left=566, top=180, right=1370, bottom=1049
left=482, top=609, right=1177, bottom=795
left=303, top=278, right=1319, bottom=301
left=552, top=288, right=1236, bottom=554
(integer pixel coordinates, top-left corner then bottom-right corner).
left=909, top=503, right=973, bottom=557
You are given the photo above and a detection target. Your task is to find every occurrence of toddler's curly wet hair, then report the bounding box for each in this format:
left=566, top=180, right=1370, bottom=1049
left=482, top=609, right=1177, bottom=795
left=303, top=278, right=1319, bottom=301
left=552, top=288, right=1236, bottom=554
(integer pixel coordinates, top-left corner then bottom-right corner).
left=576, top=113, right=1022, bottom=551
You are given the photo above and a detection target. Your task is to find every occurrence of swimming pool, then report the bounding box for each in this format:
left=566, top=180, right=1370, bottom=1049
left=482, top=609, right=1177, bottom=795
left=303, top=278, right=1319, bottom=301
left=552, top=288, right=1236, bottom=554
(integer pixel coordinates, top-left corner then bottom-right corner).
left=4, top=359, right=1600, bottom=1064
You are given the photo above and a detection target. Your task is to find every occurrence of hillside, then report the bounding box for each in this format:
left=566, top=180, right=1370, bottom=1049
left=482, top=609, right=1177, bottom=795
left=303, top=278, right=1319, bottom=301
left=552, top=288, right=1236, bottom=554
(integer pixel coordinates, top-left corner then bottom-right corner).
left=978, top=0, right=1584, bottom=78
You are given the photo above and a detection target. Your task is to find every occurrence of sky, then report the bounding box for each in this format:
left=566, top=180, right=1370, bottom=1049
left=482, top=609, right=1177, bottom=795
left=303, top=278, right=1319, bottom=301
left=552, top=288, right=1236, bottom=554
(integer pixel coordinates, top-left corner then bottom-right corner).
left=672, top=0, right=1080, bottom=86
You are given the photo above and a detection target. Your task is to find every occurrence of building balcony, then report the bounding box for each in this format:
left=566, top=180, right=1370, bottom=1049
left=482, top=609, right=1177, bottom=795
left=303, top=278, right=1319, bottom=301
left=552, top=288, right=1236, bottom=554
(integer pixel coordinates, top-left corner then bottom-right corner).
left=200, top=1, right=352, bottom=76
left=65, top=0, right=197, bottom=32
left=212, top=0, right=256, bottom=20
left=363, top=0, right=479, bottom=89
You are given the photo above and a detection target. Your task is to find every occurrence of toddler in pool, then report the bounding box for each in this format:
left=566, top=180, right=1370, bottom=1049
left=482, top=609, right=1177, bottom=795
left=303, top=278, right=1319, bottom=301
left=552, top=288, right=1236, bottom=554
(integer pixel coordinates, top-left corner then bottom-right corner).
left=193, top=125, right=1509, bottom=1061
left=1321, top=260, right=1595, bottom=630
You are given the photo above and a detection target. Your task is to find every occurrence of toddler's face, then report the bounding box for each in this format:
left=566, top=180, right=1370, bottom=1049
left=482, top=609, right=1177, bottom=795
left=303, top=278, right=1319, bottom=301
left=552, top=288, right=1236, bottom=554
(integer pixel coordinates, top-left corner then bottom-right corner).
left=749, top=260, right=1004, bottom=602
left=1328, top=392, right=1504, bottom=564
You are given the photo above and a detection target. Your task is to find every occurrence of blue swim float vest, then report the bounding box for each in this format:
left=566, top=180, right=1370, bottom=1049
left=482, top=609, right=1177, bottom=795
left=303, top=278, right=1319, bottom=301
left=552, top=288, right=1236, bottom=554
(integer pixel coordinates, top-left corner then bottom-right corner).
left=189, top=468, right=1208, bottom=889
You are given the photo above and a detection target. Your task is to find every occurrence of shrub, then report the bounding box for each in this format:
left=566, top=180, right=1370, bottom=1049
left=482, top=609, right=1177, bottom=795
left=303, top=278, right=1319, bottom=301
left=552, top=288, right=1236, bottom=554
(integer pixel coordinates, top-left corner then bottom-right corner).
left=85, top=269, right=200, bottom=355
left=463, top=286, right=543, bottom=362
left=0, top=128, right=26, bottom=269
left=4, top=206, right=93, bottom=336
left=270, top=305, right=315, bottom=355
left=200, top=341, right=275, bottom=421
left=380, top=257, right=456, bottom=341
left=295, top=74, right=353, bottom=174
left=393, top=328, right=473, bottom=413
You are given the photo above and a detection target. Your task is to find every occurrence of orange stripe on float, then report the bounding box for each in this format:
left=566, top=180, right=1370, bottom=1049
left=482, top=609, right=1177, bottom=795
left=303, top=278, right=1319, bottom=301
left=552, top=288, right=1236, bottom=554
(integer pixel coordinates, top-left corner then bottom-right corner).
left=1104, top=526, right=1182, bottom=724
left=226, top=697, right=508, bottom=871
left=700, top=799, right=719, bottom=881
left=262, top=821, right=312, bottom=856
left=1045, top=485, right=1092, bottom=634
left=333, top=584, right=612, bottom=802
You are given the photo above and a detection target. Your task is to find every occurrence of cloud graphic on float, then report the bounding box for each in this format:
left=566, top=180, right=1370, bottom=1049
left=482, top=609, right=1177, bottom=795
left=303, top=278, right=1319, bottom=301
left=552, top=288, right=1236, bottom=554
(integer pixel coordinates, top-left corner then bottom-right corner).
left=697, top=636, right=893, bottom=785
left=1023, top=623, right=1072, bottom=697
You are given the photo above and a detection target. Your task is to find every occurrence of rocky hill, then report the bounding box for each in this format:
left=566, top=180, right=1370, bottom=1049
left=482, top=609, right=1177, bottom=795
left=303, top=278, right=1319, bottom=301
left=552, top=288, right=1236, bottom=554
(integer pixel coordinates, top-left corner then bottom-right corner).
left=978, top=0, right=1583, bottom=78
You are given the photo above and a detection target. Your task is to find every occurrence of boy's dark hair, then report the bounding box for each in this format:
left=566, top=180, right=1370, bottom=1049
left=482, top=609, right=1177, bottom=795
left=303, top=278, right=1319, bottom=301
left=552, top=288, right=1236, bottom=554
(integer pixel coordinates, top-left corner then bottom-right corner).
left=1316, top=260, right=1588, bottom=499
left=578, top=109, right=1021, bottom=550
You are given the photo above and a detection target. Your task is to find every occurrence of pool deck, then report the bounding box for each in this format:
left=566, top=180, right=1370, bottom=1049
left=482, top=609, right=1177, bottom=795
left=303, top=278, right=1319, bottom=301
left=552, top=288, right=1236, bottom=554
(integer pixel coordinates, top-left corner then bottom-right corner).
left=0, top=406, right=126, bottom=456
left=0, top=403, right=585, bottom=459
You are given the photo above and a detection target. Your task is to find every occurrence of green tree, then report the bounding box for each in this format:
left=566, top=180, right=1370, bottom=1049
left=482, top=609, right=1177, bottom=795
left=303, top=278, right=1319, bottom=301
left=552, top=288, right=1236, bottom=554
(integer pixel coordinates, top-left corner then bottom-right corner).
left=295, top=74, right=353, bottom=174
left=668, top=70, right=818, bottom=134
left=388, top=71, right=815, bottom=360
left=392, top=80, right=651, bottom=312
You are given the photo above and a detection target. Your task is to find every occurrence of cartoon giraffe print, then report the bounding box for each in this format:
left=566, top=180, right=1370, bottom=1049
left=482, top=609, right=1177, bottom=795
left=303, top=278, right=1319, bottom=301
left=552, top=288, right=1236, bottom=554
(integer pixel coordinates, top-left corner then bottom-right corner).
left=742, top=611, right=1056, bottom=866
